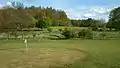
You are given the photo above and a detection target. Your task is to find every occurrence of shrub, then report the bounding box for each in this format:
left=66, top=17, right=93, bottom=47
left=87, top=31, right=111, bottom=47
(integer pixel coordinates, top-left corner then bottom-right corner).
left=62, top=28, right=72, bottom=39
left=52, top=20, right=60, bottom=26
left=100, top=33, right=107, bottom=40
left=32, top=33, right=36, bottom=39
left=61, top=28, right=79, bottom=39
left=78, top=29, right=86, bottom=38
left=78, top=29, right=93, bottom=39
left=10, top=32, right=20, bottom=39
left=99, top=28, right=104, bottom=31
left=86, top=30, right=93, bottom=39
left=92, top=26, right=98, bottom=31
left=99, top=28, right=106, bottom=31
left=36, top=20, right=48, bottom=29
left=47, top=28, right=53, bottom=32
left=59, top=29, right=63, bottom=32
left=71, top=31, right=79, bottom=38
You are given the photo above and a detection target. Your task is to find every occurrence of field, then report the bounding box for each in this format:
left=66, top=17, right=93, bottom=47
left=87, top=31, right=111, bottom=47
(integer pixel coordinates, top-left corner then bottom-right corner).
left=0, top=40, right=120, bottom=68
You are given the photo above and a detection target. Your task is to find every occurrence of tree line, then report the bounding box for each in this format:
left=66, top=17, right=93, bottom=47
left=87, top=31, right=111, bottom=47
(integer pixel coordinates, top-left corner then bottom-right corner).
left=0, top=1, right=120, bottom=32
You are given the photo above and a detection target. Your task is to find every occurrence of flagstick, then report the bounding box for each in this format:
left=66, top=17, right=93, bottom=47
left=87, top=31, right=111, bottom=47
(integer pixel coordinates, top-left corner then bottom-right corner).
left=24, top=39, right=28, bottom=52
left=26, top=42, right=28, bottom=52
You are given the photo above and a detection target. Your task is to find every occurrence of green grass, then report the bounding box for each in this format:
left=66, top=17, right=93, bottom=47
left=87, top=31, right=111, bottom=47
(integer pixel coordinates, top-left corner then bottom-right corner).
left=0, top=40, right=120, bottom=68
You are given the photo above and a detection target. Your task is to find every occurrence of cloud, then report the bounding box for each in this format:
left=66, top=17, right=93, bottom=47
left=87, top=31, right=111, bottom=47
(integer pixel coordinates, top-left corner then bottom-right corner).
left=89, top=6, right=110, bottom=15
left=64, top=8, right=86, bottom=19
left=63, top=5, right=117, bottom=21
left=0, top=1, right=13, bottom=8
left=83, top=13, right=96, bottom=17
left=6, top=1, right=12, bottom=6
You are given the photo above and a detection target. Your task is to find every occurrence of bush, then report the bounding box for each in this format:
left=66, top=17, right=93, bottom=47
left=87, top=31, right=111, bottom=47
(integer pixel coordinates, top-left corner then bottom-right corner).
left=10, top=32, right=20, bottom=39
left=92, top=26, right=98, bottom=31
left=52, top=21, right=60, bottom=26
left=100, top=33, right=107, bottom=40
left=47, top=28, right=53, bottom=32
left=99, top=28, right=104, bottom=31
left=78, top=29, right=85, bottom=38
left=71, top=31, right=79, bottom=38
left=59, top=29, right=63, bottom=32
left=61, top=28, right=78, bottom=39
left=32, top=33, right=36, bottom=39
left=78, top=29, right=93, bottom=39
left=62, top=28, right=72, bottom=39
left=36, top=20, right=48, bottom=29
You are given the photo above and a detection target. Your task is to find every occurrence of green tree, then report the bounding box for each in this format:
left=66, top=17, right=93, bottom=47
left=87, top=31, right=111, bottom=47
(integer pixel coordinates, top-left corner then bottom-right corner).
left=61, top=28, right=72, bottom=39
left=0, top=2, right=36, bottom=39
left=107, top=7, right=120, bottom=30
left=78, top=29, right=93, bottom=39
left=36, top=20, right=48, bottom=29
left=11, top=1, right=24, bottom=10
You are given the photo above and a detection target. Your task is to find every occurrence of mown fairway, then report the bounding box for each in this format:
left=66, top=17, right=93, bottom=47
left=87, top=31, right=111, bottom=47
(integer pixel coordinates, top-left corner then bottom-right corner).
left=0, top=40, right=120, bottom=68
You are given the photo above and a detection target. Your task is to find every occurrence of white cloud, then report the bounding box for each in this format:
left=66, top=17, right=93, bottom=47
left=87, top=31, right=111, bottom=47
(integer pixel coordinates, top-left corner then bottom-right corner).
left=64, top=8, right=86, bottom=19
left=6, top=1, right=12, bottom=6
left=83, top=13, right=96, bottom=17
left=63, top=5, right=118, bottom=21
left=89, top=7, right=106, bottom=14
left=0, top=1, right=13, bottom=8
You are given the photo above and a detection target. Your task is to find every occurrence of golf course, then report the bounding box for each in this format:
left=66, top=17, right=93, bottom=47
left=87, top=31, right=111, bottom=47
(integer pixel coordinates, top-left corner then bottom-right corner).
left=0, top=0, right=120, bottom=68
left=0, top=40, right=120, bottom=68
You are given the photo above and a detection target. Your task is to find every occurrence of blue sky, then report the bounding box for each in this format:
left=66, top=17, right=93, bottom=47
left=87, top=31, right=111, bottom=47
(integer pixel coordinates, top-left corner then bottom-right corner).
left=0, top=0, right=120, bottom=21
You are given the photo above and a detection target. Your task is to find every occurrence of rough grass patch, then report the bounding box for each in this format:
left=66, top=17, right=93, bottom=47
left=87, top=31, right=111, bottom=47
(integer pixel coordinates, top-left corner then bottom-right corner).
left=1, top=48, right=84, bottom=68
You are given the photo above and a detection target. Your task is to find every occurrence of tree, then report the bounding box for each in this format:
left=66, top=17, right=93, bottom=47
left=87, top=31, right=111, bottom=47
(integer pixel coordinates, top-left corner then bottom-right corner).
left=78, top=29, right=93, bottom=39
left=106, top=21, right=114, bottom=31
left=0, top=2, right=36, bottom=39
left=11, top=1, right=24, bottom=10
left=107, top=7, right=120, bottom=30
left=24, top=6, right=70, bottom=27
left=61, top=28, right=73, bottom=39
left=71, top=20, right=80, bottom=27
left=36, top=20, right=48, bottom=29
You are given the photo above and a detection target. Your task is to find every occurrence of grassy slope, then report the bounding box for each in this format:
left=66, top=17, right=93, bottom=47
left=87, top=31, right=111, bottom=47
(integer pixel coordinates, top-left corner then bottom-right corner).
left=0, top=40, right=120, bottom=68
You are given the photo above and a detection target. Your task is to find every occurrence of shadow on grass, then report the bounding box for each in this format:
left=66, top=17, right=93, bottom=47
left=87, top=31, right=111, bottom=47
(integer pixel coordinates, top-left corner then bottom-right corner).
left=0, top=47, right=25, bottom=51
left=65, top=47, right=84, bottom=52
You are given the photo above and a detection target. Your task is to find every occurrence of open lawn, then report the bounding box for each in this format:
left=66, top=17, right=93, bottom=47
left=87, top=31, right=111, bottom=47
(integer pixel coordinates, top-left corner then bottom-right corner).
left=0, top=40, right=120, bottom=68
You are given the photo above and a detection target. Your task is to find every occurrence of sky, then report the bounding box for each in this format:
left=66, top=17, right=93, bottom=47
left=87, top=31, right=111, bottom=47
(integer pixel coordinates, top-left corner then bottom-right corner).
left=0, top=0, right=120, bottom=21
